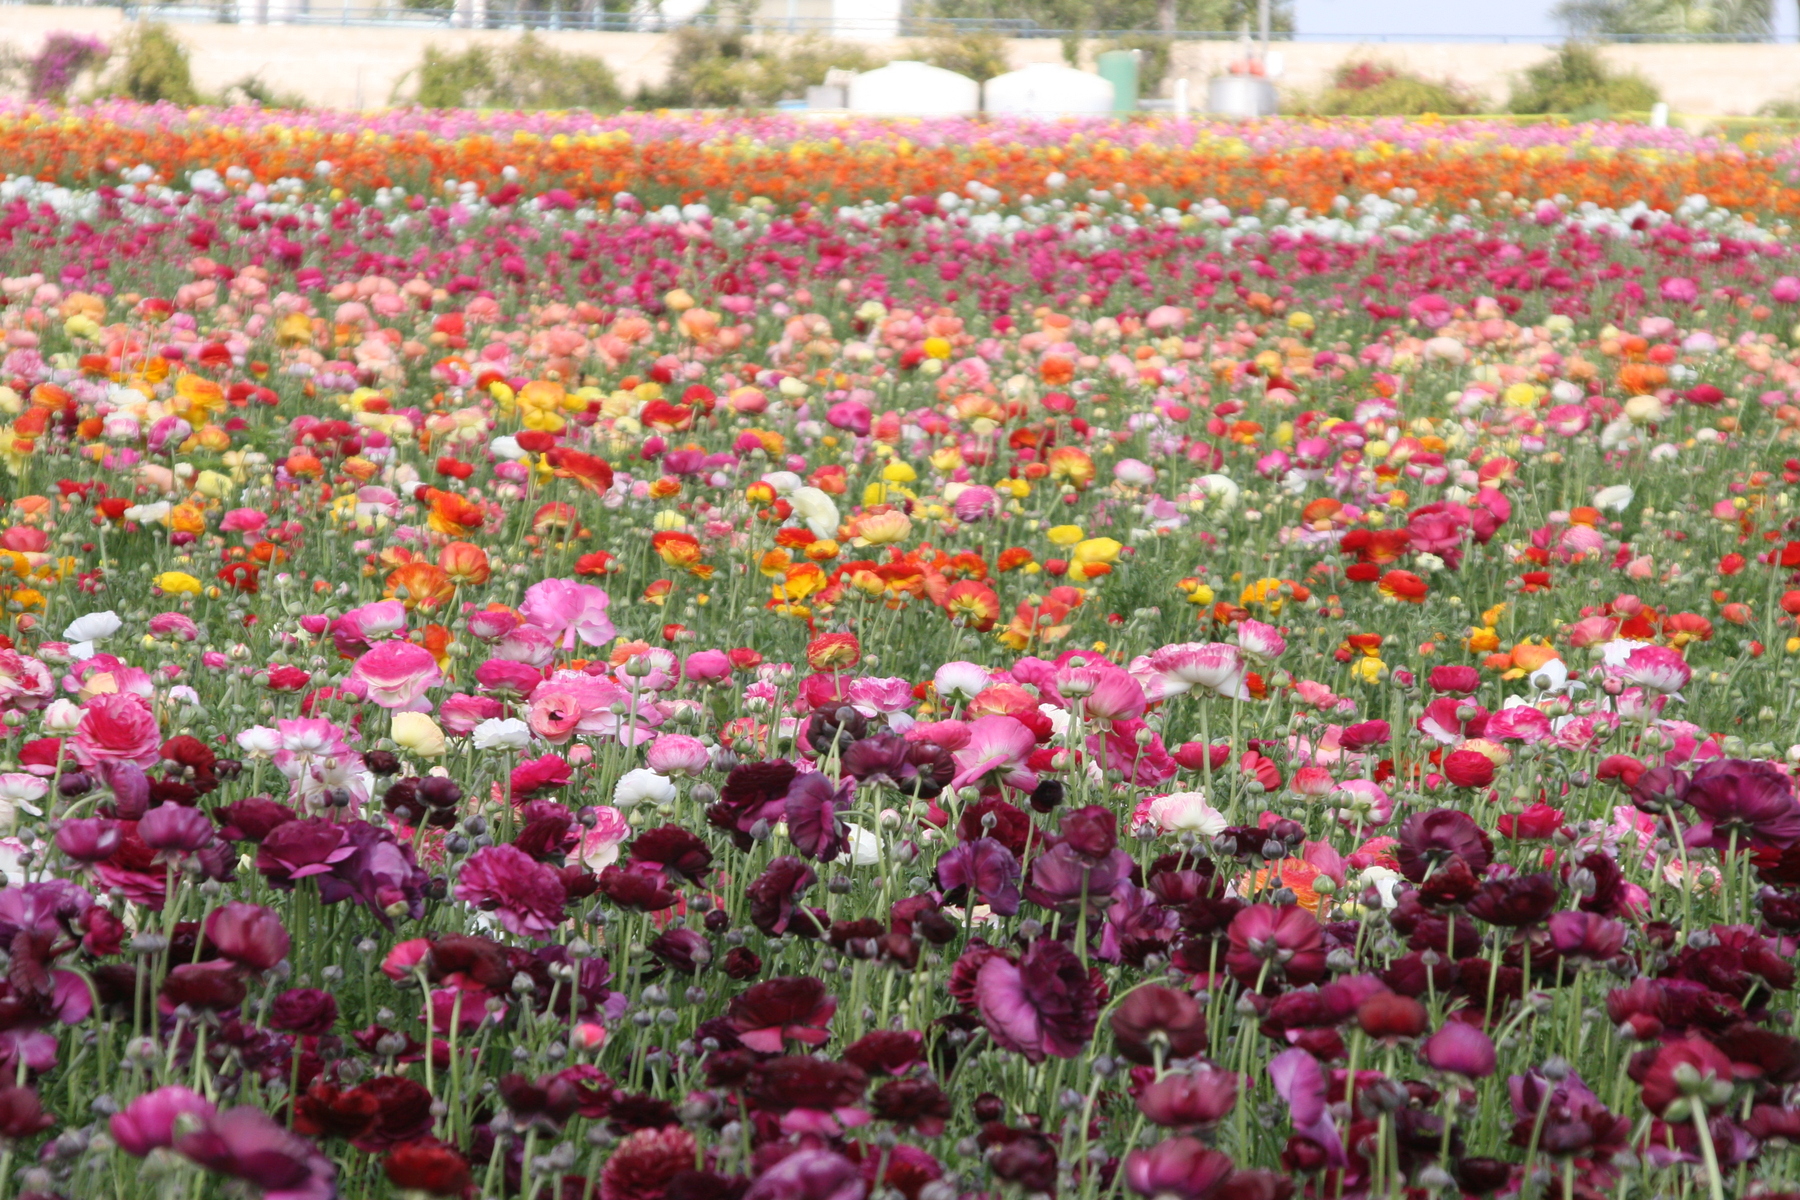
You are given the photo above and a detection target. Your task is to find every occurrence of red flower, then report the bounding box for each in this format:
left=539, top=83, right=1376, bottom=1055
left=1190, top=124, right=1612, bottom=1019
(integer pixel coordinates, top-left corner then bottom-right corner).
left=598, top=1126, right=697, bottom=1200
left=385, top=1139, right=472, bottom=1197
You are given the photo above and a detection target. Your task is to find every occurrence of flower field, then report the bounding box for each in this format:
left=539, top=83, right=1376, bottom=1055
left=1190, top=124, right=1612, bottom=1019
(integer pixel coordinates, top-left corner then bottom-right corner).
left=0, top=104, right=1799, bottom=1200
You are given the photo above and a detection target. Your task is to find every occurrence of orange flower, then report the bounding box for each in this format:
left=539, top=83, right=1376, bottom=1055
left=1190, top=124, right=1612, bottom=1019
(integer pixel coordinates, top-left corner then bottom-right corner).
left=544, top=447, right=615, bottom=495
left=439, top=542, right=491, bottom=586
left=997, top=547, right=1034, bottom=573
left=653, top=531, right=713, bottom=579
left=1378, top=570, right=1428, bottom=603
left=531, top=502, right=580, bottom=536
left=424, top=489, right=485, bottom=536
left=387, top=561, right=456, bottom=611
left=941, top=580, right=1000, bottom=632
left=575, top=551, right=617, bottom=576
left=805, top=633, right=861, bottom=671
left=1046, top=447, right=1095, bottom=489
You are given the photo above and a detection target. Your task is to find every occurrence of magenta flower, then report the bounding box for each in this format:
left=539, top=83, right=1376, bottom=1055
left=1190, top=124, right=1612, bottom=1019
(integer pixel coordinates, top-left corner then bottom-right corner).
left=255, top=819, right=356, bottom=887
left=1422, top=1019, right=1496, bottom=1078
left=783, top=772, right=853, bottom=862
left=454, top=844, right=567, bottom=939
left=1123, top=1138, right=1236, bottom=1200
left=1614, top=645, right=1690, bottom=694
left=349, top=641, right=441, bottom=711
left=1225, top=903, right=1326, bottom=987
left=973, top=937, right=1099, bottom=1062
left=138, top=804, right=216, bottom=856
left=1680, top=758, right=1800, bottom=851
left=111, top=1085, right=217, bottom=1157
left=204, top=902, right=290, bottom=972
left=519, top=578, right=616, bottom=649
left=935, top=837, right=1021, bottom=916
left=949, top=714, right=1038, bottom=793
left=741, top=1149, right=865, bottom=1200
left=176, top=1106, right=336, bottom=1200
left=1268, top=1048, right=1345, bottom=1166
left=69, top=693, right=161, bottom=768
left=1136, top=1067, right=1238, bottom=1129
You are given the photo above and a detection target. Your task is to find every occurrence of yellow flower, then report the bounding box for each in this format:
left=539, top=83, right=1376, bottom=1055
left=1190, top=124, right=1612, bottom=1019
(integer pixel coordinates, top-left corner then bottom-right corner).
left=168, top=504, right=207, bottom=535
left=154, top=571, right=203, bottom=595
left=1047, top=525, right=1085, bottom=546
left=1349, top=657, right=1387, bottom=684
left=391, top=712, right=447, bottom=758
left=1072, top=537, right=1121, bottom=566
left=880, top=460, right=917, bottom=484
left=849, top=509, right=913, bottom=547
left=923, top=336, right=953, bottom=360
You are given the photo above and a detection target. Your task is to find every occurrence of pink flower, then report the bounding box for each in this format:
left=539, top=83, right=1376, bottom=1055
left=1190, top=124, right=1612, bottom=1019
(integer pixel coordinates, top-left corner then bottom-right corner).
left=111, top=1086, right=217, bottom=1157
left=950, top=715, right=1038, bottom=793
left=70, top=693, right=161, bottom=768
left=329, top=600, right=407, bottom=657
left=1235, top=619, right=1286, bottom=662
left=1139, top=642, right=1249, bottom=701
left=437, top=693, right=503, bottom=736
left=1615, top=646, right=1690, bottom=694
left=575, top=806, right=630, bottom=870
left=1268, top=1048, right=1345, bottom=1166
left=645, top=734, right=710, bottom=776
left=682, top=649, right=732, bottom=683
left=349, top=641, right=441, bottom=711
left=454, top=844, right=567, bottom=939
left=519, top=579, right=616, bottom=649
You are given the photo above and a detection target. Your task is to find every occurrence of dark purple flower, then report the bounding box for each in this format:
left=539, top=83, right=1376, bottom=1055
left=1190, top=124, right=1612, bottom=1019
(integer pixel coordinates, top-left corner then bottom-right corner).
left=1023, top=842, right=1133, bottom=914
left=54, top=817, right=119, bottom=862
left=316, top=820, right=429, bottom=926
left=629, top=825, right=713, bottom=883
left=1682, top=758, right=1800, bottom=851
left=708, top=760, right=797, bottom=847
left=1110, top=984, right=1208, bottom=1064
left=741, top=1148, right=864, bottom=1200
left=1123, top=1137, right=1235, bottom=1200
left=214, top=796, right=297, bottom=843
left=138, top=804, right=216, bottom=855
left=1547, top=910, right=1628, bottom=963
left=255, top=819, right=355, bottom=887
left=1136, top=1067, right=1238, bottom=1129
left=973, top=936, right=1100, bottom=1062
left=726, top=975, right=836, bottom=1052
left=176, top=1106, right=337, bottom=1200
left=598, top=863, right=679, bottom=913
left=270, top=988, right=338, bottom=1036
left=871, top=1078, right=950, bottom=1136
left=1465, top=872, right=1559, bottom=928
left=110, top=1085, right=216, bottom=1157
left=1059, top=804, right=1119, bottom=857
left=747, top=857, right=822, bottom=937
left=1395, top=810, right=1494, bottom=883
left=1225, top=904, right=1326, bottom=988
left=204, top=902, right=290, bottom=973
left=935, top=837, right=1021, bottom=916
left=454, top=845, right=566, bottom=939
left=648, top=928, right=712, bottom=974
left=784, top=772, right=853, bottom=862
left=160, top=962, right=246, bottom=1013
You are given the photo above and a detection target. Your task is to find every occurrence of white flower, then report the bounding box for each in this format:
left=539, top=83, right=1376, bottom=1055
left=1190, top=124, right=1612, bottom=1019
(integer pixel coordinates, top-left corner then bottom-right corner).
left=1194, top=474, right=1240, bottom=510
left=62, top=611, right=122, bottom=643
left=41, top=699, right=82, bottom=735
left=613, top=767, right=677, bottom=808
left=1593, top=484, right=1634, bottom=512
left=490, top=436, right=528, bottom=461
left=788, top=486, right=840, bottom=540
left=1357, top=865, right=1403, bottom=909
left=760, top=471, right=803, bottom=495
left=933, top=661, right=989, bottom=701
left=234, top=725, right=283, bottom=758
left=834, top=823, right=881, bottom=867
left=473, top=718, right=531, bottom=751
left=122, top=502, right=171, bottom=524
left=0, top=775, right=47, bottom=832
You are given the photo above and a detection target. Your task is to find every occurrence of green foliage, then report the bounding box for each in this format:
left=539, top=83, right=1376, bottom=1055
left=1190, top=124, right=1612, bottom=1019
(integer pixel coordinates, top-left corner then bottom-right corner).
left=918, top=27, right=1012, bottom=82
left=105, top=24, right=201, bottom=107
left=1758, top=95, right=1800, bottom=118
left=1300, top=59, right=1480, bottom=116
left=1554, top=0, right=1772, bottom=39
left=645, top=27, right=883, bottom=108
left=1507, top=42, right=1660, bottom=115
left=404, top=34, right=623, bottom=111
left=219, top=73, right=307, bottom=110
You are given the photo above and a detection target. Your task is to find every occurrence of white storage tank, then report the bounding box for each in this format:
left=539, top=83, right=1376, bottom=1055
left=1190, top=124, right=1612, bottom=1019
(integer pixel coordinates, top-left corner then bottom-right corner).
left=984, top=62, right=1115, bottom=117
left=846, top=60, right=980, bottom=116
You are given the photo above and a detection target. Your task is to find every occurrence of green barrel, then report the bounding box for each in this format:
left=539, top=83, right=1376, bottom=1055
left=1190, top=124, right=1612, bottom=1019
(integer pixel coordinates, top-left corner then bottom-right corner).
left=1095, top=49, right=1139, bottom=114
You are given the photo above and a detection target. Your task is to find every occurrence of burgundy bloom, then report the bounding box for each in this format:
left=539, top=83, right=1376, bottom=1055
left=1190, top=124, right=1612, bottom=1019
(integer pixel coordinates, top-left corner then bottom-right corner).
left=54, top=817, right=119, bottom=862
left=270, top=988, right=338, bottom=1036
left=599, top=1125, right=698, bottom=1200
left=1060, top=804, right=1120, bottom=857
left=935, top=837, right=1021, bottom=916
left=973, top=936, right=1100, bottom=1062
left=1137, top=1067, right=1238, bottom=1129
left=176, top=1107, right=336, bottom=1200
left=1123, top=1137, right=1235, bottom=1200
left=1465, top=873, right=1559, bottom=928
left=598, top=863, right=680, bottom=913
left=1394, top=809, right=1494, bottom=884
left=0, top=1086, right=54, bottom=1140
left=1023, top=841, right=1132, bottom=914
left=630, top=825, right=714, bottom=883
left=348, top=1075, right=435, bottom=1152
left=160, top=962, right=247, bottom=1013
left=385, top=1138, right=473, bottom=1197
left=955, top=797, right=1033, bottom=857
left=986, top=1130, right=1058, bottom=1193
left=214, top=796, right=297, bottom=843
left=744, top=1056, right=867, bottom=1114
left=204, top=902, right=290, bottom=973
left=454, top=844, right=567, bottom=938
left=1546, top=910, right=1628, bottom=963
left=648, top=928, right=712, bottom=974
left=747, top=857, right=823, bottom=938
left=1682, top=758, right=1800, bottom=851
left=293, top=1083, right=380, bottom=1141
left=1225, top=904, right=1326, bottom=988
left=255, top=819, right=355, bottom=887
left=784, top=772, right=854, bottom=862
left=726, top=976, right=836, bottom=1052
left=138, top=803, right=216, bottom=854
left=709, top=760, right=797, bottom=847
left=842, top=1030, right=924, bottom=1076
left=498, top=1072, right=583, bottom=1131
left=1110, top=984, right=1208, bottom=1064
left=741, top=1149, right=865, bottom=1200
left=871, top=1078, right=951, bottom=1135
left=721, top=947, right=763, bottom=980
left=1641, top=1037, right=1737, bottom=1118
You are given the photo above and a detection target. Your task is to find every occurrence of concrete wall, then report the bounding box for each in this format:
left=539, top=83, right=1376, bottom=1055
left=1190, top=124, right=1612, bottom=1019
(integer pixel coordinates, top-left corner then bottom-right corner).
left=1, top=4, right=1796, bottom=113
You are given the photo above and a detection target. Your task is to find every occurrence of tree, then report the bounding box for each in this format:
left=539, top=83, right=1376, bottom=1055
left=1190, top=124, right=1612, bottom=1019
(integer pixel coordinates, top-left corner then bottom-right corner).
left=1554, top=0, right=1773, bottom=39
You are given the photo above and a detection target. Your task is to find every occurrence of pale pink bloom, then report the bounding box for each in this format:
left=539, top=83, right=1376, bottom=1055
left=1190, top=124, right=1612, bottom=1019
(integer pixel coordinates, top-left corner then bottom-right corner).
left=493, top=624, right=558, bottom=668
left=1293, top=679, right=1354, bottom=714
left=1330, top=779, right=1393, bottom=829
left=933, top=661, right=990, bottom=701
left=466, top=609, right=521, bottom=642
left=1235, top=620, right=1286, bottom=662
left=1081, top=669, right=1146, bottom=722
left=1138, top=642, right=1250, bottom=702
left=645, top=734, right=710, bottom=777
left=576, top=806, right=631, bottom=871
left=1289, top=766, right=1336, bottom=798
left=1624, top=555, right=1657, bottom=580
left=349, top=641, right=441, bottom=711
left=519, top=579, right=616, bottom=650
left=330, top=600, right=407, bottom=657
left=846, top=676, right=913, bottom=714
left=1615, top=646, right=1690, bottom=694
left=949, top=715, right=1038, bottom=793
left=1485, top=704, right=1553, bottom=743
left=1132, top=790, right=1226, bottom=837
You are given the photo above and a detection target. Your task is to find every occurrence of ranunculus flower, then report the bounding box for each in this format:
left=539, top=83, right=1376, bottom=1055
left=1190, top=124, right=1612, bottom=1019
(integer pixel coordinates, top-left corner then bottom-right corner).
left=70, top=693, right=162, bottom=768
left=519, top=578, right=616, bottom=649
left=390, top=712, right=446, bottom=757
left=350, top=641, right=441, bottom=711
left=453, top=844, right=566, bottom=939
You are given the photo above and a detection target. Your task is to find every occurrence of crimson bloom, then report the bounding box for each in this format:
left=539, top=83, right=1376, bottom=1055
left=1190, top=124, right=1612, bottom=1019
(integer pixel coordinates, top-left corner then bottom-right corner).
left=726, top=976, right=837, bottom=1052
left=973, top=936, right=1100, bottom=1062
left=1225, top=904, right=1326, bottom=988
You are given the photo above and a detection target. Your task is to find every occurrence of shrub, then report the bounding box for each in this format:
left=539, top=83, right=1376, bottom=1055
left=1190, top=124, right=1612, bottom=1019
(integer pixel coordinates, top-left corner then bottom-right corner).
left=218, top=73, right=307, bottom=110
left=647, top=27, right=882, bottom=108
left=919, top=27, right=1010, bottom=83
left=28, top=32, right=109, bottom=103
left=1304, top=59, right=1479, bottom=116
left=105, top=24, right=200, bottom=106
left=403, top=34, right=623, bottom=111
left=1507, top=42, right=1658, bottom=116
